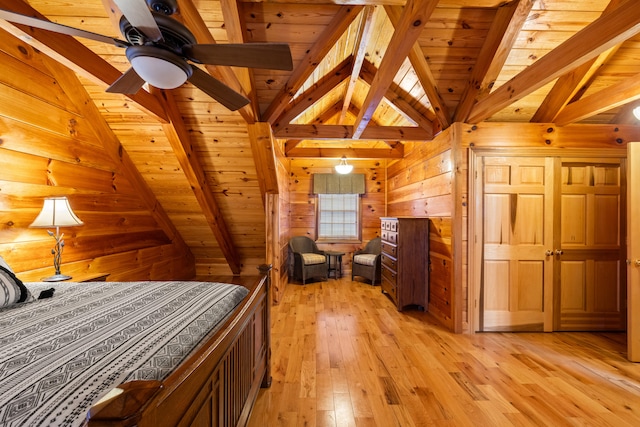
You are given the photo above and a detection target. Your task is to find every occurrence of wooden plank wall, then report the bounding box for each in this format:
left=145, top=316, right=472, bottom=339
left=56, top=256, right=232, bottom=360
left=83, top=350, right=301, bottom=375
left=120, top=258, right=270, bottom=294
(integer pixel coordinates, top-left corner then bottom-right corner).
left=0, top=30, right=193, bottom=281
left=272, top=139, right=291, bottom=304
left=386, top=129, right=455, bottom=331
left=288, top=158, right=386, bottom=277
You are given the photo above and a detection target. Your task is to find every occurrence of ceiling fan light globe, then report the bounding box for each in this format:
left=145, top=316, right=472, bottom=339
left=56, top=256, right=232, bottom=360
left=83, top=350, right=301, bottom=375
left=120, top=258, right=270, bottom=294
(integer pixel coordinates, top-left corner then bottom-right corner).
left=130, top=56, right=188, bottom=88
left=633, top=106, right=640, bottom=120
left=126, top=45, right=192, bottom=89
left=335, top=156, right=353, bottom=174
left=335, top=164, right=353, bottom=174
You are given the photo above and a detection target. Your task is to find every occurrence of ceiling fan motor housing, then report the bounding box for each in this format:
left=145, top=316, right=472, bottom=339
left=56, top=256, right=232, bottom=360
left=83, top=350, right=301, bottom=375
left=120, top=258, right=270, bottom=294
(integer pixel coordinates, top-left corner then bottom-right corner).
left=146, top=0, right=178, bottom=15
left=119, top=12, right=196, bottom=56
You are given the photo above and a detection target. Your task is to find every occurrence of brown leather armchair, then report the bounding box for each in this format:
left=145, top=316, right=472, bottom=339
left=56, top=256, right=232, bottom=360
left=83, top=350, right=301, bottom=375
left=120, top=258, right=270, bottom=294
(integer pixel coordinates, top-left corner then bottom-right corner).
left=352, top=237, right=382, bottom=285
left=289, top=236, right=328, bottom=285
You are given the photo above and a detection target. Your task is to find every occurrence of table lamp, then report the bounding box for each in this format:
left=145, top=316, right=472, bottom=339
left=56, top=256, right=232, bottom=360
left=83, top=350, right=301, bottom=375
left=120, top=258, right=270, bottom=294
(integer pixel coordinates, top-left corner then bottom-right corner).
left=30, top=197, right=83, bottom=282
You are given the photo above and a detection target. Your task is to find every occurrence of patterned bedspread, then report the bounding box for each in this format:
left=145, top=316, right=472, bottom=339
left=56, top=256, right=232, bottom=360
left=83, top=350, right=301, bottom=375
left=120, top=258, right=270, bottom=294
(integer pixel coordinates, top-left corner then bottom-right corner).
left=0, top=280, right=249, bottom=427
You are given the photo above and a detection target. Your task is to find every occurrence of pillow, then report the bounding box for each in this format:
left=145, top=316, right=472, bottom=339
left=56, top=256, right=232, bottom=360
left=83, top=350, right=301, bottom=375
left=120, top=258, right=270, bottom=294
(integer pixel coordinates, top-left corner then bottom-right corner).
left=0, top=255, right=13, bottom=273
left=0, top=265, right=30, bottom=307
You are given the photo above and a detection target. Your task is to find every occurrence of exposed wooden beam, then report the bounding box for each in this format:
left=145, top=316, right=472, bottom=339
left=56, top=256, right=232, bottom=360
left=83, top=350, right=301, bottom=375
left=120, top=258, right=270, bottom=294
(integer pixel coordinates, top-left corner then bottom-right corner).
left=311, top=101, right=345, bottom=125
left=282, top=101, right=404, bottom=153
left=174, top=0, right=256, bottom=123
left=153, top=88, right=242, bottom=275
left=531, top=0, right=626, bottom=123
left=41, top=50, right=192, bottom=261
left=340, top=6, right=376, bottom=124
left=218, top=0, right=259, bottom=118
left=0, top=0, right=169, bottom=123
left=531, top=46, right=621, bottom=123
left=345, top=104, right=404, bottom=150
left=468, top=0, right=640, bottom=123
left=272, top=56, right=353, bottom=131
left=286, top=146, right=404, bottom=159
left=248, top=123, right=280, bottom=205
left=353, top=0, right=437, bottom=139
left=610, top=102, right=640, bottom=124
left=283, top=101, right=344, bottom=154
left=275, top=124, right=432, bottom=141
left=385, top=4, right=449, bottom=130
left=460, top=122, right=640, bottom=147
left=263, top=6, right=364, bottom=124
left=454, top=0, right=534, bottom=122
left=554, top=72, right=640, bottom=126
left=360, top=60, right=435, bottom=131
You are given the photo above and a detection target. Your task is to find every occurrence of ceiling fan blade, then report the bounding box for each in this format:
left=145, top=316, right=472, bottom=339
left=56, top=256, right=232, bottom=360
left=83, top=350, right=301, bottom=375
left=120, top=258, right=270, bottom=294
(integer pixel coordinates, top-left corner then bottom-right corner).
left=106, top=67, right=146, bottom=94
left=0, top=8, right=129, bottom=47
left=188, top=67, right=250, bottom=111
left=113, top=0, right=163, bottom=42
left=184, top=43, right=293, bottom=71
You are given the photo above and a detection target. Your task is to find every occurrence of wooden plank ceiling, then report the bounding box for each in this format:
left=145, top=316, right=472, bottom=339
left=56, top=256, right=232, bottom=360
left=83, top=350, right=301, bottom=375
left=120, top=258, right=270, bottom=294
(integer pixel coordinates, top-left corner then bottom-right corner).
left=1, top=0, right=639, bottom=274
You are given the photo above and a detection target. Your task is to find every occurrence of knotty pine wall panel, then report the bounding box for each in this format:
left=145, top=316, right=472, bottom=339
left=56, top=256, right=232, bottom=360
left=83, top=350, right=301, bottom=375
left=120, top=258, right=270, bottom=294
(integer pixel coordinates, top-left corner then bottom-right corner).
left=271, top=138, right=291, bottom=304
left=172, top=91, right=267, bottom=276
left=289, top=159, right=386, bottom=276
left=0, top=36, right=193, bottom=282
left=87, top=85, right=241, bottom=276
left=386, top=134, right=455, bottom=331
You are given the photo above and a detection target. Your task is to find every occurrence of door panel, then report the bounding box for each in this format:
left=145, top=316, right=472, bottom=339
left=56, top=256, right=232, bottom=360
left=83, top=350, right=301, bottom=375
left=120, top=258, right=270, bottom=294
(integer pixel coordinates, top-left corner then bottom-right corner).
left=481, top=157, right=552, bottom=331
left=557, top=160, right=625, bottom=331
left=480, top=155, right=624, bottom=333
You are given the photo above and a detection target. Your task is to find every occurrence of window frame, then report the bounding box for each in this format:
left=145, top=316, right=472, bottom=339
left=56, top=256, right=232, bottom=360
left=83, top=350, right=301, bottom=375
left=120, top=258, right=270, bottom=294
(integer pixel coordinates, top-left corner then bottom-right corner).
left=315, top=193, right=362, bottom=243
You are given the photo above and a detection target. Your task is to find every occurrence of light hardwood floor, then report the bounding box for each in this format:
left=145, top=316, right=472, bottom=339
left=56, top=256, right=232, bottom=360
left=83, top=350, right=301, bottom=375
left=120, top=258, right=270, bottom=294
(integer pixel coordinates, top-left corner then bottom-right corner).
left=247, top=277, right=640, bottom=427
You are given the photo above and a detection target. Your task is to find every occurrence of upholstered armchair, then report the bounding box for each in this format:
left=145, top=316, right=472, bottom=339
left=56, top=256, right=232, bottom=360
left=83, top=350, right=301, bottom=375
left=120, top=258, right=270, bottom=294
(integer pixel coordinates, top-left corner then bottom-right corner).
left=289, top=236, right=328, bottom=285
left=352, top=237, right=382, bottom=285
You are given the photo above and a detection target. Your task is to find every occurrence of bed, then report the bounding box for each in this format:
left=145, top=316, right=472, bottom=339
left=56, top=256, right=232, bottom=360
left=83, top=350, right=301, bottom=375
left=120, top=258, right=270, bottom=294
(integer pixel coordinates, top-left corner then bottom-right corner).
left=0, top=263, right=271, bottom=427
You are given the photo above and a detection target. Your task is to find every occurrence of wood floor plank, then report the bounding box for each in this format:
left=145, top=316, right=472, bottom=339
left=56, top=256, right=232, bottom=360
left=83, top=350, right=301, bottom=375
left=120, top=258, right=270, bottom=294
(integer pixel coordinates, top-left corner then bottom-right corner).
left=248, top=278, right=640, bottom=427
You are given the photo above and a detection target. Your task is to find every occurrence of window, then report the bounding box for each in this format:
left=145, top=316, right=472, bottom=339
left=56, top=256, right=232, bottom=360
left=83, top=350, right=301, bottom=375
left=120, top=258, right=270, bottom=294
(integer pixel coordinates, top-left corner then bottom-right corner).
left=317, top=194, right=360, bottom=241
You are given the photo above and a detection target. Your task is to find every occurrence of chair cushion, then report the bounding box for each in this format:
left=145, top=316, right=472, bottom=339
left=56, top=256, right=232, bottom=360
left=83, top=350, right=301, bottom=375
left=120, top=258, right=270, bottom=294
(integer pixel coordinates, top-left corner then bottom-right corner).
left=354, top=254, right=377, bottom=266
left=302, top=253, right=326, bottom=265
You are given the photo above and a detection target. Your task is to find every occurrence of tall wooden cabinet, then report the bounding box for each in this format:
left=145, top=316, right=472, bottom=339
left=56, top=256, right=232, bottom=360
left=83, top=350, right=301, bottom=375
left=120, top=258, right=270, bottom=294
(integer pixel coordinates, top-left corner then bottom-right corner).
left=380, top=217, right=430, bottom=311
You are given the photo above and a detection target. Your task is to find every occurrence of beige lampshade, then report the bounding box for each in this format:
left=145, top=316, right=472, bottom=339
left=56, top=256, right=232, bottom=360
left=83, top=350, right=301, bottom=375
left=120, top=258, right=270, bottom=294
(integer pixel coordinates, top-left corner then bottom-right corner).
left=30, top=197, right=83, bottom=228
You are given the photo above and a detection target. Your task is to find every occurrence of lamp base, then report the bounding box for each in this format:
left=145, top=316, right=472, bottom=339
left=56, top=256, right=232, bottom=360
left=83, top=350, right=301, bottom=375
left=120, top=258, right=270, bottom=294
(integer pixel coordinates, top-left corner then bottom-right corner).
left=42, top=274, right=72, bottom=282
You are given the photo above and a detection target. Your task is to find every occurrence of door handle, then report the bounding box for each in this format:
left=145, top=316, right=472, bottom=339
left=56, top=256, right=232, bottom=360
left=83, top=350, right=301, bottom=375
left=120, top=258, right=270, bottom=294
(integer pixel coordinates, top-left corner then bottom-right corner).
left=636, top=260, right=640, bottom=267
left=545, top=250, right=554, bottom=256
left=555, top=249, right=564, bottom=256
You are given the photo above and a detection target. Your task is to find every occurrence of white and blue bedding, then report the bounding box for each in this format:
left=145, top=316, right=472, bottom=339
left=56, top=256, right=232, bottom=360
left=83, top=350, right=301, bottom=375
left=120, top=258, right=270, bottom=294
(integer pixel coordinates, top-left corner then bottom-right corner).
left=0, top=280, right=248, bottom=426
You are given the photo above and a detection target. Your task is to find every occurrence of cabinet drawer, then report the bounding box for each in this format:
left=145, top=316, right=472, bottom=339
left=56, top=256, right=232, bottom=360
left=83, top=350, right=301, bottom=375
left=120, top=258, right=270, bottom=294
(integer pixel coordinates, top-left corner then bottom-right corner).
left=381, top=276, right=397, bottom=301
left=381, top=219, right=398, bottom=231
left=381, top=254, right=397, bottom=271
left=381, top=241, right=397, bottom=258
left=381, top=265, right=397, bottom=284
left=385, top=231, right=397, bottom=244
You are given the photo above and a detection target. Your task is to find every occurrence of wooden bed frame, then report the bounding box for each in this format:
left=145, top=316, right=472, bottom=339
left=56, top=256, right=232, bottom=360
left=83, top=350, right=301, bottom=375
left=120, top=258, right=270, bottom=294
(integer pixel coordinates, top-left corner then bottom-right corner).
left=86, top=265, right=272, bottom=427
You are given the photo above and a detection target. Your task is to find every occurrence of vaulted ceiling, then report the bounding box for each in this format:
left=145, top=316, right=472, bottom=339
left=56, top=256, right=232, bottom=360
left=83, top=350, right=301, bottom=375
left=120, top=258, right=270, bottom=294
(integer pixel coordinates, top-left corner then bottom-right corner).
left=1, top=0, right=639, bottom=273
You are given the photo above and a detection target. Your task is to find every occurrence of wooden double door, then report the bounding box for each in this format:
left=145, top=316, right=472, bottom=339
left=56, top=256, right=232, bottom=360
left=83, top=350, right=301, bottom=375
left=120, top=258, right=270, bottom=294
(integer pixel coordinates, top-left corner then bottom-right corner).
left=478, top=155, right=626, bottom=332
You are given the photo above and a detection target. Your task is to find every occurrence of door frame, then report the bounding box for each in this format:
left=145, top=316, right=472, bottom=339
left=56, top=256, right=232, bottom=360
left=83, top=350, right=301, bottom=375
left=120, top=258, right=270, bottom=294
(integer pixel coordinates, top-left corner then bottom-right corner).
left=628, top=142, right=640, bottom=361
left=468, top=147, right=626, bottom=334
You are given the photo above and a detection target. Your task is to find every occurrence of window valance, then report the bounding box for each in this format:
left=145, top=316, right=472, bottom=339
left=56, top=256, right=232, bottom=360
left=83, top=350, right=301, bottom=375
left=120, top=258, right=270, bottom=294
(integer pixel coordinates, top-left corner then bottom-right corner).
left=313, top=173, right=365, bottom=194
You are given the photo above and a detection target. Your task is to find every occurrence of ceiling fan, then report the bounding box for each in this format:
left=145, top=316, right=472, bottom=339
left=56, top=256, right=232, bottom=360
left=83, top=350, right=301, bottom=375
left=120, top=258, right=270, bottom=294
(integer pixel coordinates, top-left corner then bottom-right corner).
left=0, top=0, right=293, bottom=110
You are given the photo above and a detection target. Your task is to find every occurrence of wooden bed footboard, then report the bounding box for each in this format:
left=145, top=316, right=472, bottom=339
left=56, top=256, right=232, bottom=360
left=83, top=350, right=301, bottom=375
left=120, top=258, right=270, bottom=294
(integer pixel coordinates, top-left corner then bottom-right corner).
left=87, top=265, right=272, bottom=427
